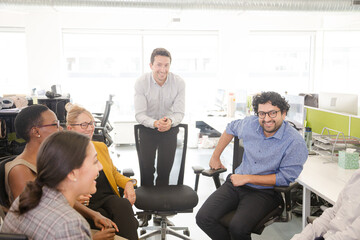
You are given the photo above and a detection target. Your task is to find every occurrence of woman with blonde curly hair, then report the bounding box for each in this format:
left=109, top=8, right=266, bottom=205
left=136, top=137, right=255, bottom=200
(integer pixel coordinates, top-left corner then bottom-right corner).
left=66, top=103, right=139, bottom=240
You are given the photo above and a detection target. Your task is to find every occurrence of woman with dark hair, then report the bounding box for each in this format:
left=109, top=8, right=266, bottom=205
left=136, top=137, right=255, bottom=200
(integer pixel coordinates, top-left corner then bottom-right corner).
left=5, top=104, right=119, bottom=240
left=66, top=103, right=139, bottom=240
left=5, top=104, right=61, bottom=202
left=1, top=131, right=102, bottom=239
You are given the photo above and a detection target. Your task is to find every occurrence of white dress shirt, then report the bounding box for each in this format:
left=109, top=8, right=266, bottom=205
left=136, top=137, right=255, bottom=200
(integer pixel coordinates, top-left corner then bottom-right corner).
left=134, top=72, right=185, bottom=128
left=291, top=168, right=360, bottom=240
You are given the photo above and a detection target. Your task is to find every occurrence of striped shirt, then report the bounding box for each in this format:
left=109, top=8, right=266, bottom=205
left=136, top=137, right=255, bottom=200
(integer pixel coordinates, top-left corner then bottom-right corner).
left=226, top=115, right=308, bottom=189
left=1, top=186, right=91, bottom=240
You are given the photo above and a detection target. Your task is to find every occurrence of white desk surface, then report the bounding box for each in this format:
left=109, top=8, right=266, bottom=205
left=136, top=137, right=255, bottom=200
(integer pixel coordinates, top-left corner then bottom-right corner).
left=201, top=115, right=244, bottom=133
left=296, top=155, right=356, bottom=204
left=296, top=155, right=357, bottom=228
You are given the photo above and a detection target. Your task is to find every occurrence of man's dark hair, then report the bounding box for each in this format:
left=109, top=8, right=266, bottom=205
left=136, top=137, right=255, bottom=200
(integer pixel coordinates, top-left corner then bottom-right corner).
left=15, top=104, right=49, bottom=142
left=252, top=91, right=290, bottom=115
left=150, top=48, right=172, bottom=64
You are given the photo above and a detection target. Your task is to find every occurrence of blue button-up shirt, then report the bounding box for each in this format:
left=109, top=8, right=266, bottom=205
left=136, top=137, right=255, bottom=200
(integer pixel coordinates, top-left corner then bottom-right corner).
left=226, top=115, right=308, bottom=189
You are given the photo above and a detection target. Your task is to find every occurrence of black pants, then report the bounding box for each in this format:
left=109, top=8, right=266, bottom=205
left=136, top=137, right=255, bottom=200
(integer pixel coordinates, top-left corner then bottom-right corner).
left=138, top=126, right=179, bottom=186
left=89, top=195, right=139, bottom=240
left=196, top=175, right=283, bottom=240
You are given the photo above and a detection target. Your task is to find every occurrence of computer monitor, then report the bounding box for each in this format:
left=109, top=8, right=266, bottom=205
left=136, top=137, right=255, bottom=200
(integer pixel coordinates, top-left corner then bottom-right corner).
left=284, top=95, right=305, bottom=130
left=319, top=92, right=358, bottom=115
left=37, top=97, right=70, bottom=124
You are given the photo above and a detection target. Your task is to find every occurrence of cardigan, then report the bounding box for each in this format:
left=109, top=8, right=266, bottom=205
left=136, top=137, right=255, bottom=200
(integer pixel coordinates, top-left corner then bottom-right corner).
left=92, top=141, right=136, bottom=197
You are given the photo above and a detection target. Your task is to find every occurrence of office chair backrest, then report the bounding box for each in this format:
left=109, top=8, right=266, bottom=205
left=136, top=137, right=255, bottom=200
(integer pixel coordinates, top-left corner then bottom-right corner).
left=100, top=96, right=113, bottom=128
left=0, top=155, right=17, bottom=209
left=134, top=124, right=188, bottom=186
left=232, top=136, right=244, bottom=173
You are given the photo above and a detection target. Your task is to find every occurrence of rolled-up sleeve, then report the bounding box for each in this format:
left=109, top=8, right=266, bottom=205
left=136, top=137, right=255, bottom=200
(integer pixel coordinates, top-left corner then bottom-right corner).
left=225, top=119, right=245, bottom=136
left=275, top=139, right=308, bottom=186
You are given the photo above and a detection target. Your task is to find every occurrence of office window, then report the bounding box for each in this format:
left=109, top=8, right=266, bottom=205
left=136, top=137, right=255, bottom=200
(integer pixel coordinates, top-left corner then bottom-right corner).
left=62, top=30, right=219, bottom=117
left=63, top=32, right=142, bottom=78
left=144, top=33, right=218, bottom=77
left=0, top=29, right=28, bottom=95
left=247, top=33, right=313, bottom=94
left=144, top=33, right=219, bottom=114
left=62, top=31, right=142, bottom=114
left=322, top=31, right=360, bottom=94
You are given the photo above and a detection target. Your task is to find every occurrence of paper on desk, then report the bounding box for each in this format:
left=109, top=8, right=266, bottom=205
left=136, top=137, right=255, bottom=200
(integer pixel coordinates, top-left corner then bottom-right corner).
left=0, top=108, right=20, bottom=113
left=346, top=148, right=356, bottom=153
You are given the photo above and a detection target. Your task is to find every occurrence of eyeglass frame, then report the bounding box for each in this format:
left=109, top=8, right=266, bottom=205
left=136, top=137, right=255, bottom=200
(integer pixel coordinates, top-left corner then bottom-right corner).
left=37, top=120, right=60, bottom=129
left=257, top=110, right=282, bottom=119
left=70, top=121, right=96, bottom=129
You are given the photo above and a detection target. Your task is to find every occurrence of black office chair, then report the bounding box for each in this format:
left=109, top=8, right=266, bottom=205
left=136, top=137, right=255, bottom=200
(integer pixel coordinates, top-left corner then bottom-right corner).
left=92, top=95, right=114, bottom=147
left=0, top=155, right=17, bottom=211
left=134, top=124, right=198, bottom=240
left=195, top=136, right=299, bottom=235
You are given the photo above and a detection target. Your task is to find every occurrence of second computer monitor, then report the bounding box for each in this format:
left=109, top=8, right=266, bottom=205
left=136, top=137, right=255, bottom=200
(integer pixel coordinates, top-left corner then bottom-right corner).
left=319, top=92, right=358, bottom=115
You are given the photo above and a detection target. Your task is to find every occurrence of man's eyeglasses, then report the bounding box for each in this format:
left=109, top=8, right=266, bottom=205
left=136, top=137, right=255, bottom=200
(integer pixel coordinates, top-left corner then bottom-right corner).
left=70, top=121, right=95, bottom=129
left=37, top=120, right=60, bottom=129
left=257, top=110, right=281, bottom=119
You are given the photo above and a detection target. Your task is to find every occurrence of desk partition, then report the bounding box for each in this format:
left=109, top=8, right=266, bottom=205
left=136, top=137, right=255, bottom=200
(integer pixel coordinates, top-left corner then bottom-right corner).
left=305, top=107, right=360, bottom=138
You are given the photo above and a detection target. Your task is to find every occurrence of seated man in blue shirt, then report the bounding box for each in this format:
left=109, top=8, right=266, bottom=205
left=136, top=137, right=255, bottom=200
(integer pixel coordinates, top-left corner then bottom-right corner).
left=196, top=91, right=308, bottom=240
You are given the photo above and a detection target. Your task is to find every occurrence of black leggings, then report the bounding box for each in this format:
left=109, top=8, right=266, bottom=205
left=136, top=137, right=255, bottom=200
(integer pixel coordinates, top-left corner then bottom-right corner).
left=89, top=195, right=139, bottom=240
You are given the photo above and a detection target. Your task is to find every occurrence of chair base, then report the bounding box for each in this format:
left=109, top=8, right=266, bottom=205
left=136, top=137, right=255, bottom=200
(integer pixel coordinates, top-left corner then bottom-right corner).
left=139, top=216, right=191, bottom=240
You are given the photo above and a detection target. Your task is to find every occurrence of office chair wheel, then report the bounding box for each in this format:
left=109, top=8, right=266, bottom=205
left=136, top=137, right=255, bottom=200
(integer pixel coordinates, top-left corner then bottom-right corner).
left=140, top=229, right=146, bottom=235
left=183, top=230, right=190, bottom=236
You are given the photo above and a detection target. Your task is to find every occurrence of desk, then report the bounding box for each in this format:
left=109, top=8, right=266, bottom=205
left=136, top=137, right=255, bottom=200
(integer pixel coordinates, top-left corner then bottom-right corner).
left=113, top=117, right=137, bottom=145
left=201, top=116, right=235, bottom=133
left=296, top=155, right=356, bottom=229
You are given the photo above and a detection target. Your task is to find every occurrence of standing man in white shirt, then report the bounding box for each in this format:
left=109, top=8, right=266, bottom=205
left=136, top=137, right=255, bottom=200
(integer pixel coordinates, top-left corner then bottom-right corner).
left=134, top=48, right=185, bottom=187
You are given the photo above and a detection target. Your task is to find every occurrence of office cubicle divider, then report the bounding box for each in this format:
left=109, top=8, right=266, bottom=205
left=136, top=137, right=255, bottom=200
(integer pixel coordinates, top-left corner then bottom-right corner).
left=305, top=107, right=360, bottom=138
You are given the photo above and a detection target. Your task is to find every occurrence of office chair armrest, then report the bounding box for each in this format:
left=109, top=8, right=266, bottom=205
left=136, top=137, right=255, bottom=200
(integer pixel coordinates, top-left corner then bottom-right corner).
left=192, top=166, right=204, bottom=174
left=307, top=216, right=318, bottom=224
left=274, top=182, right=299, bottom=213
left=192, top=166, right=204, bottom=192
left=0, top=233, right=28, bottom=240
left=201, top=168, right=227, bottom=177
left=123, top=168, right=135, bottom=178
left=273, top=182, right=299, bottom=193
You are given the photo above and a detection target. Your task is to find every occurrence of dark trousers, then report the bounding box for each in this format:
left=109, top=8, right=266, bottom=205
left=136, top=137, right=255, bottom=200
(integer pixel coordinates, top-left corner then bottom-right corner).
left=138, top=126, right=179, bottom=186
left=196, top=175, right=283, bottom=240
left=89, top=195, right=139, bottom=240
